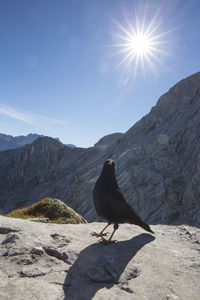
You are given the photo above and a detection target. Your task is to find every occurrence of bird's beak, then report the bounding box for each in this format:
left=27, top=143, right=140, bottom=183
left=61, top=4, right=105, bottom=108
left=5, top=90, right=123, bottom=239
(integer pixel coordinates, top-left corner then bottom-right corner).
left=108, top=160, right=113, bottom=165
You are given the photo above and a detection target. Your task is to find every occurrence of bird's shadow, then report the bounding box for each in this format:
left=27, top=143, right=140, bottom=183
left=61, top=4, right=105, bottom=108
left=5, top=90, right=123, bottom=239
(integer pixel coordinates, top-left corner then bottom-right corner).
left=63, top=233, right=155, bottom=300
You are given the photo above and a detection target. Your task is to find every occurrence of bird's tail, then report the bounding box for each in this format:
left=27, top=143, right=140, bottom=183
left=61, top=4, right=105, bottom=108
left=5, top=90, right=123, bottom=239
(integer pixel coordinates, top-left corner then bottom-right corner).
left=139, top=221, right=154, bottom=234
left=130, top=215, right=154, bottom=234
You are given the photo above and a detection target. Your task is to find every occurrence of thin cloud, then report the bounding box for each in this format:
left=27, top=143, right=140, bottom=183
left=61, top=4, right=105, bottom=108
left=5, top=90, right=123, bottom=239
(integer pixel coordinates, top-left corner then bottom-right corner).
left=33, top=113, right=68, bottom=125
left=0, top=104, right=37, bottom=125
left=0, top=104, right=68, bottom=127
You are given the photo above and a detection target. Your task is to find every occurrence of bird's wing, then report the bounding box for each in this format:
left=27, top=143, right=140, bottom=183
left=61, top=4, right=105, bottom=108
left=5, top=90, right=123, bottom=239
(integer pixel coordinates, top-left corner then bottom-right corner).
left=108, top=188, right=140, bottom=222
left=108, top=188, right=154, bottom=233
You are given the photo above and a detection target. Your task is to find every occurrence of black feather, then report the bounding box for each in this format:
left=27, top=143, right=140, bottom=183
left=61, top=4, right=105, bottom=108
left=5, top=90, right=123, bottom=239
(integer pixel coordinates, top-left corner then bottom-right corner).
left=93, top=159, right=154, bottom=234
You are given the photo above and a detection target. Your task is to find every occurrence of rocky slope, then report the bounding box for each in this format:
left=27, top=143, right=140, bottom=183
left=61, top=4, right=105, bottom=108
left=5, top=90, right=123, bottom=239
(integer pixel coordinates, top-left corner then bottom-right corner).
left=0, top=133, right=75, bottom=151
left=94, top=132, right=123, bottom=150
left=0, top=72, right=200, bottom=226
left=0, top=137, right=98, bottom=213
left=0, top=216, right=200, bottom=300
left=0, top=133, right=43, bottom=151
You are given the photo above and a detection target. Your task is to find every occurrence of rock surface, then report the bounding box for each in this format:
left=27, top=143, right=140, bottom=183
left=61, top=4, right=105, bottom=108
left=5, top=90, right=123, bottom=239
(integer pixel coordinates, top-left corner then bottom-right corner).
left=0, top=216, right=200, bottom=300
left=0, top=72, right=200, bottom=226
left=94, top=132, right=123, bottom=150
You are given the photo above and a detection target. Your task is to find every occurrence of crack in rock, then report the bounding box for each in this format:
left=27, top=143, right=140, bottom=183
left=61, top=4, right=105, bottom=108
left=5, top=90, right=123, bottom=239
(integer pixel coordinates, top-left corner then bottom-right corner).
left=13, top=255, right=38, bottom=265
left=30, top=247, right=44, bottom=256
left=118, top=284, right=134, bottom=294
left=3, top=249, right=25, bottom=257
left=51, top=233, right=65, bottom=239
left=42, top=245, right=71, bottom=264
left=0, top=227, right=19, bottom=234
left=19, top=270, right=50, bottom=278
left=2, top=233, right=19, bottom=245
left=51, top=233, right=71, bottom=244
left=126, top=267, right=141, bottom=280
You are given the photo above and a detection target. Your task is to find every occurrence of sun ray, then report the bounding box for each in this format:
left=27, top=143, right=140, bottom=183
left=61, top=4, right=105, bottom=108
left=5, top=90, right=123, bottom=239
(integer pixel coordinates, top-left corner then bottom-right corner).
left=116, top=49, right=137, bottom=69
left=109, top=16, right=135, bottom=40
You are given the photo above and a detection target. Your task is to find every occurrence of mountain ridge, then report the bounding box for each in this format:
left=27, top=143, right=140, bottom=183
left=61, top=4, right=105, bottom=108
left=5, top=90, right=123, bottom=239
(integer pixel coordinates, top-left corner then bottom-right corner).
left=0, top=133, right=75, bottom=151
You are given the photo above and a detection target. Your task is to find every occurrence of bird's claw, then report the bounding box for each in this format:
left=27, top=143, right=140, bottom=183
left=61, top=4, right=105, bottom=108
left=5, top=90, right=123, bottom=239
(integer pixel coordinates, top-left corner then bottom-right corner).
left=91, top=232, right=108, bottom=237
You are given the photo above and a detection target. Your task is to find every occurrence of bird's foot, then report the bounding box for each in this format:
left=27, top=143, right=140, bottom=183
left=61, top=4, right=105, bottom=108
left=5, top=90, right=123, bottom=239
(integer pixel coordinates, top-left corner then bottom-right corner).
left=91, top=232, right=108, bottom=237
left=100, top=236, right=117, bottom=245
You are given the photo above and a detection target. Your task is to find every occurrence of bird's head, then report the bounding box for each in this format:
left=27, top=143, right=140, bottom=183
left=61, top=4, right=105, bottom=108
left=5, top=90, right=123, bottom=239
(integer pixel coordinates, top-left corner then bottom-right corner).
left=102, top=159, right=115, bottom=174
left=106, top=159, right=115, bottom=166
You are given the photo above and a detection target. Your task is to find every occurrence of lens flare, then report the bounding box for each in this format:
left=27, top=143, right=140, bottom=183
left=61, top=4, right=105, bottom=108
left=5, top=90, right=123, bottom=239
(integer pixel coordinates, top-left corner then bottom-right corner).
left=109, top=13, right=171, bottom=80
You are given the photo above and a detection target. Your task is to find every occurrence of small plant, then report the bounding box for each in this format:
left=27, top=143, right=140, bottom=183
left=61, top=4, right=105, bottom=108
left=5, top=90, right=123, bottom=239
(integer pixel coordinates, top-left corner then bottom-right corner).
left=5, top=198, right=86, bottom=224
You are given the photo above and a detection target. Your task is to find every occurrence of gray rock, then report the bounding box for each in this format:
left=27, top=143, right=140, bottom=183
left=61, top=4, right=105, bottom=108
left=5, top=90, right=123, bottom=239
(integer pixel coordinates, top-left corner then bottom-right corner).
left=0, top=226, right=19, bottom=234
left=30, top=247, right=44, bottom=256
left=42, top=245, right=71, bottom=264
left=2, top=233, right=19, bottom=244
left=94, top=132, right=123, bottom=149
left=0, top=216, right=200, bottom=300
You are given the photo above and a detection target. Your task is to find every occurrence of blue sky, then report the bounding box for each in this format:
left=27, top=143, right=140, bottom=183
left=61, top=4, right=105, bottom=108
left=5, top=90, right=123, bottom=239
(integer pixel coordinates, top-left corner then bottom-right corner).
left=0, top=0, right=200, bottom=147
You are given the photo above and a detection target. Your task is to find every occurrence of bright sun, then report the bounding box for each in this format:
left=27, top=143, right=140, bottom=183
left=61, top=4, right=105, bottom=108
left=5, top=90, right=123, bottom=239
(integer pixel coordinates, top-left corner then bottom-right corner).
left=130, top=34, right=150, bottom=54
left=110, top=14, right=170, bottom=78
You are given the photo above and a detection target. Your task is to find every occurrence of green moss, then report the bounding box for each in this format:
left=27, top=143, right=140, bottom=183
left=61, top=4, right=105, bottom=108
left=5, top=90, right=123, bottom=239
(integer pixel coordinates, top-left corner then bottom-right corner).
left=5, top=198, right=86, bottom=224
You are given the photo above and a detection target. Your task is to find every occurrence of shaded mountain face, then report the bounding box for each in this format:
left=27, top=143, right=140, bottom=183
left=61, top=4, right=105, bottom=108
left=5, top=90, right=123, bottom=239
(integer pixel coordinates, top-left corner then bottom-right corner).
left=0, top=72, right=200, bottom=227
left=0, top=133, right=43, bottom=151
left=0, top=137, right=102, bottom=215
left=0, top=133, right=75, bottom=151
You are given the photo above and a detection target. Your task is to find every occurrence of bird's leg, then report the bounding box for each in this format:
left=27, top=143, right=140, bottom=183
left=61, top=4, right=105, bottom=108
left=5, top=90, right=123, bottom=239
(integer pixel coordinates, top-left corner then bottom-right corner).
left=91, top=223, right=110, bottom=237
left=100, top=224, right=119, bottom=244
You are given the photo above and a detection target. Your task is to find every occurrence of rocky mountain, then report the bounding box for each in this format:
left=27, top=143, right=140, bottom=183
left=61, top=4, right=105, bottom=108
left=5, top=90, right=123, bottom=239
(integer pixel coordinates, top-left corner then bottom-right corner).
left=0, top=72, right=200, bottom=227
left=0, top=133, right=43, bottom=151
left=94, top=132, right=123, bottom=150
left=0, top=133, right=75, bottom=151
left=0, top=216, right=200, bottom=299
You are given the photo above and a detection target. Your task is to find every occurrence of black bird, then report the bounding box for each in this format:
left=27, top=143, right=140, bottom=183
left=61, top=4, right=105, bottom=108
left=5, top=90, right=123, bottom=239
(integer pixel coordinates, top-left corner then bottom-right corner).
left=92, top=159, right=154, bottom=244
